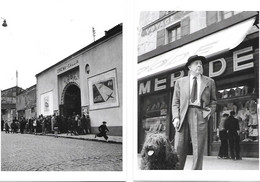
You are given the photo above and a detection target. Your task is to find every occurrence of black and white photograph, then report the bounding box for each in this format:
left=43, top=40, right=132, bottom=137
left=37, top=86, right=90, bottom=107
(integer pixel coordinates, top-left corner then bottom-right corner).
left=137, top=11, right=259, bottom=171
left=1, top=0, right=260, bottom=181
left=0, top=0, right=124, bottom=180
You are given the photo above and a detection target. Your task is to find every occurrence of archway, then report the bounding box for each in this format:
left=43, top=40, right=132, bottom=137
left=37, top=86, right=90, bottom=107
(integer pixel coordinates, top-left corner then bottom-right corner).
left=62, top=84, right=81, bottom=117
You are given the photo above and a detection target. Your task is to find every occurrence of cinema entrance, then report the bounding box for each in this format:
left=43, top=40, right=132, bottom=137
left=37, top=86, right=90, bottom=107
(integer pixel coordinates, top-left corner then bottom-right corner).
left=60, top=83, right=81, bottom=117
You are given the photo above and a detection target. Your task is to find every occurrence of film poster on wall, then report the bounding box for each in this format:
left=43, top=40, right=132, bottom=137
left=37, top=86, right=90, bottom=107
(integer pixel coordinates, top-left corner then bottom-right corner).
left=88, top=69, right=119, bottom=110
left=40, top=91, right=54, bottom=116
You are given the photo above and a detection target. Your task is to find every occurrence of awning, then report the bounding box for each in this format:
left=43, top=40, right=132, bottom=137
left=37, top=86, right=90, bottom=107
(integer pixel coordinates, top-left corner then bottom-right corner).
left=138, top=17, right=256, bottom=79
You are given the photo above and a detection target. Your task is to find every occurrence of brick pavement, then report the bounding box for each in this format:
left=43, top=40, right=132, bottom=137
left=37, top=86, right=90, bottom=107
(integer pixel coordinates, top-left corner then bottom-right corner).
left=1, top=132, right=122, bottom=171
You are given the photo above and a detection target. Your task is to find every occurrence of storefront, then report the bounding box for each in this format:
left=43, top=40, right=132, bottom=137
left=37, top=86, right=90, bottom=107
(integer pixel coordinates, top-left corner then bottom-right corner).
left=137, top=17, right=259, bottom=157
left=36, top=24, right=122, bottom=136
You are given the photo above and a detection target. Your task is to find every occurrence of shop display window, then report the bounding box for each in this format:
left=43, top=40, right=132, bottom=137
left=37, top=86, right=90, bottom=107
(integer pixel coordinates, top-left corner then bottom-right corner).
left=142, top=93, right=168, bottom=136
left=214, top=97, right=259, bottom=143
left=216, top=85, right=256, bottom=99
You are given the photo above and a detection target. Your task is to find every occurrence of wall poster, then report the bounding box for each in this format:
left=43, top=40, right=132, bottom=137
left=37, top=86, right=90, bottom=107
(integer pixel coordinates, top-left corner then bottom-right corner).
left=40, top=91, right=54, bottom=116
left=88, top=69, right=119, bottom=110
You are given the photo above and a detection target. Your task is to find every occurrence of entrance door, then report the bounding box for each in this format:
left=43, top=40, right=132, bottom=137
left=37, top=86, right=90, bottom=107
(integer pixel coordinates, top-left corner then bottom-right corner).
left=63, top=84, right=81, bottom=117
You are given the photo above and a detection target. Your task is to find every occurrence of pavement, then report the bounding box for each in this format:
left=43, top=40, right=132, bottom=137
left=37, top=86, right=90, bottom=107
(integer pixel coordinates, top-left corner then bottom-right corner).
left=137, top=154, right=259, bottom=170
left=2, top=132, right=122, bottom=171
left=28, top=132, right=122, bottom=144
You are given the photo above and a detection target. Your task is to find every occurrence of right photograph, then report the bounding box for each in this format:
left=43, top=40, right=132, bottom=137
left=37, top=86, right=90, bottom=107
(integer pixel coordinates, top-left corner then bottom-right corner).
left=137, top=11, right=259, bottom=170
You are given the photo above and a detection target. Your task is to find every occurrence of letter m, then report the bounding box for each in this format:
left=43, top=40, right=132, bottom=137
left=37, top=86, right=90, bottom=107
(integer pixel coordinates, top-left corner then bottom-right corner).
left=139, top=81, right=151, bottom=95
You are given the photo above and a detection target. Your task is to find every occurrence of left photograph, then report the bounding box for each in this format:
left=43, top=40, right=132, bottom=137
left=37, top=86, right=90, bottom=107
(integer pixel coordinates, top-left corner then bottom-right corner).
left=0, top=0, right=123, bottom=171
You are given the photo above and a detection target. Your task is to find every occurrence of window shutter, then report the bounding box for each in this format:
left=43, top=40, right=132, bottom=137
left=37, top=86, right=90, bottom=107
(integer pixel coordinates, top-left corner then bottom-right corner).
left=156, top=29, right=165, bottom=48
left=206, top=11, right=218, bottom=26
left=181, top=16, right=190, bottom=37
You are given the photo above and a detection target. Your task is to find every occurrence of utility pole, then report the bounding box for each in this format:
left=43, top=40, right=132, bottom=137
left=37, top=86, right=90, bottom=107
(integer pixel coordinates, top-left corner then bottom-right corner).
left=92, top=27, right=96, bottom=42
left=16, top=70, right=18, bottom=87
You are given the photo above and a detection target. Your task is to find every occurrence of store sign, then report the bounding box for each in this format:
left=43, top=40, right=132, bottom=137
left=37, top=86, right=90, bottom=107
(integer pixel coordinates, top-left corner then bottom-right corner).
left=139, top=46, right=254, bottom=95
left=57, top=59, right=79, bottom=75
left=142, top=14, right=177, bottom=36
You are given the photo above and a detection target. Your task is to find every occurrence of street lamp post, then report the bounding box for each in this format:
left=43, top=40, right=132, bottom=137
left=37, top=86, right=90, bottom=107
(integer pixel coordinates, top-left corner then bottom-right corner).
left=1, top=17, right=7, bottom=27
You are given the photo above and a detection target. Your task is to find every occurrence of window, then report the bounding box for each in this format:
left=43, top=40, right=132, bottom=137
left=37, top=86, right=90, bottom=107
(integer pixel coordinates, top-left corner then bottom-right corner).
left=167, top=24, right=181, bottom=43
left=221, top=11, right=234, bottom=20
left=207, top=11, right=240, bottom=26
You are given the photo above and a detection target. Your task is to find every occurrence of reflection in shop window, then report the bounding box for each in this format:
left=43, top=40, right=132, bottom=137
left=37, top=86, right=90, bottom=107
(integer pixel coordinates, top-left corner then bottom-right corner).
left=142, top=93, right=168, bottom=135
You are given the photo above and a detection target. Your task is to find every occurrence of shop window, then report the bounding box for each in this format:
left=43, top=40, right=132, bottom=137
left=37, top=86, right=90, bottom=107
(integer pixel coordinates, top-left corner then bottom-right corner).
left=213, top=82, right=258, bottom=143
left=167, top=24, right=181, bottom=43
left=216, top=99, right=259, bottom=143
left=216, top=85, right=256, bottom=100
left=142, top=93, right=168, bottom=135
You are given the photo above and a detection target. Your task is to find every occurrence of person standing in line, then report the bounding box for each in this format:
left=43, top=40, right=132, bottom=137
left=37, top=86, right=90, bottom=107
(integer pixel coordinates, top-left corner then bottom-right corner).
left=225, top=110, right=242, bottom=160
left=51, top=114, right=56, bottom=134
left=53, top=115, right=59, bottom=138
left=20, top=117, right=26, bottom=134
left=42, top=116, right=46, bottom=135
left=4, top=122, right=10, bottom=133
left=67, top=116, right=73, bottom=135
left=1, top=119, right=4, bottom=131
left=86, top=114, right=91, bottom=134
left=217, top=113, right=229, bottom=159
left=32, top=117, right=37, bottom=135
left=172, top=55, right=217, bottom=170
left=95, top=121, right=109, bottom=141
left=81, top=114, right=87, bottom=134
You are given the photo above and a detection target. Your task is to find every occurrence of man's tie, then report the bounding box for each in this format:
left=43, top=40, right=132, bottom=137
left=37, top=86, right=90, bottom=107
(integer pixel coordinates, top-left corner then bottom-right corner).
left=191, top=76, right=197, bottom=103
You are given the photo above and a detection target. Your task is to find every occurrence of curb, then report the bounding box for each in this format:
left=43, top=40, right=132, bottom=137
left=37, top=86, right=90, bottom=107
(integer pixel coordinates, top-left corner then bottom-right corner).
left=35, top=133, right=122, bottom=144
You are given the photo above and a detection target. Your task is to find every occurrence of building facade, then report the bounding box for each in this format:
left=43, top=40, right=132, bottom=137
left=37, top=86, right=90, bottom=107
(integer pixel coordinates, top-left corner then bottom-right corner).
left=16, top=84, right=37, bottom=120
left=36, top=24, right=122, bottom=136
left=138, top=11, right=259, bottom=157
left=1, top=86, right=24, bottom=127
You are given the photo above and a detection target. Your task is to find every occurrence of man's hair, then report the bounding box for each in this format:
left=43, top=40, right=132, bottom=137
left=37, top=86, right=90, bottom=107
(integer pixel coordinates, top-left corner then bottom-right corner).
left=222, top=113, right=229, bottom=117
left=230, top=111, right=235, bottom=116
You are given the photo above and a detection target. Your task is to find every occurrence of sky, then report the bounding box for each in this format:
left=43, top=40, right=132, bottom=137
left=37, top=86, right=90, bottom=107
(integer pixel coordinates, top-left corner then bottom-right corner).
left=0, top=0, right=124, bottom=90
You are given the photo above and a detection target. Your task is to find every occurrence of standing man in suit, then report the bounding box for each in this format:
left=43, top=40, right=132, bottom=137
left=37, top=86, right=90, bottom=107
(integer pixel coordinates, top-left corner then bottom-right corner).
left=172, top=55, right=217, bottom=170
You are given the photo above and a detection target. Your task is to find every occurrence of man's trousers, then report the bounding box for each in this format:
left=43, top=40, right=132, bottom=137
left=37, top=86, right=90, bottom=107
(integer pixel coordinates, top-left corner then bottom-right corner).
left=174, top=107, right=208, bottom=170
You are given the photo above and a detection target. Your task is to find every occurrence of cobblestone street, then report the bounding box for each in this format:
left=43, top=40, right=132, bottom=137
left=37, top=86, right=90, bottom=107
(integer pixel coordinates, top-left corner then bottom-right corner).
left=1, top=132, right=122, bottom=171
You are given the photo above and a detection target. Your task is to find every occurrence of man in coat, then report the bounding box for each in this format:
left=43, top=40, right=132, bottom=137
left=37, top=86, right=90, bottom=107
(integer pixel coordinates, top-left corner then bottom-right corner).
left=172, top=55, right=217, bottom=170
left=225, top=111, right=241, bottom=160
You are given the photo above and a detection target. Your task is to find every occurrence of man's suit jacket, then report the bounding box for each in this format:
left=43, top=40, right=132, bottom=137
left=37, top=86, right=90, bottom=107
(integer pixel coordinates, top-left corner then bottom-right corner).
left=172, top=74, right=217, bottom=131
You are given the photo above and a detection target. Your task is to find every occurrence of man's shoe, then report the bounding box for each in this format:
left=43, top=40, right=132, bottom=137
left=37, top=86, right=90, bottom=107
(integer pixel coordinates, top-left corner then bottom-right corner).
left=217, top=156, right=222, bottom=159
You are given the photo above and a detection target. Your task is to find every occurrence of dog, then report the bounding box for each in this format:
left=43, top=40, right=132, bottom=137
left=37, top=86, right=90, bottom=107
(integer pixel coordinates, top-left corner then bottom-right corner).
left=140, top=132, right=179, bottom=170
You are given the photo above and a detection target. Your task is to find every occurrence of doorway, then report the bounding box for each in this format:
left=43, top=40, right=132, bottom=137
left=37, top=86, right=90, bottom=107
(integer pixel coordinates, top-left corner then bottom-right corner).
left=62, top=84, right=81, bottom=117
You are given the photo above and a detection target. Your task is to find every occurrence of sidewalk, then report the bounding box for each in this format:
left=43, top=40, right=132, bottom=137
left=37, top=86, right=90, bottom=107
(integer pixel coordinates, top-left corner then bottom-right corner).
left=137, top=154, right=259, bottom=170
left=35, top=132, right=122, bottom=144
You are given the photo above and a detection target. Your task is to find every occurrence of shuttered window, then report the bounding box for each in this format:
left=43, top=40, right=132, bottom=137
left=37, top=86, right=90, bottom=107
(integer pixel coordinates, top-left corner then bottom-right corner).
left=156, top=29, right=165, bottom=47
left=206, top=11, right=218, bottom=26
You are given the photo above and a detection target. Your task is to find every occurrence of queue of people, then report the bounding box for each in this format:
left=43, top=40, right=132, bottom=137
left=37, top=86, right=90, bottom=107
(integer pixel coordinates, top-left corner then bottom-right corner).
left=2, top=113, right=91, bottom=136
left=217, top=110, right=242, bottom=160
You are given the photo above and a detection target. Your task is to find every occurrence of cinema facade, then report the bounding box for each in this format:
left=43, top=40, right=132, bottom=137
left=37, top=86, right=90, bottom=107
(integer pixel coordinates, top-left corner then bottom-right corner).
left=36, top=24, right=122, bottom=136
left=138, top=11, right=259, bottom=157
